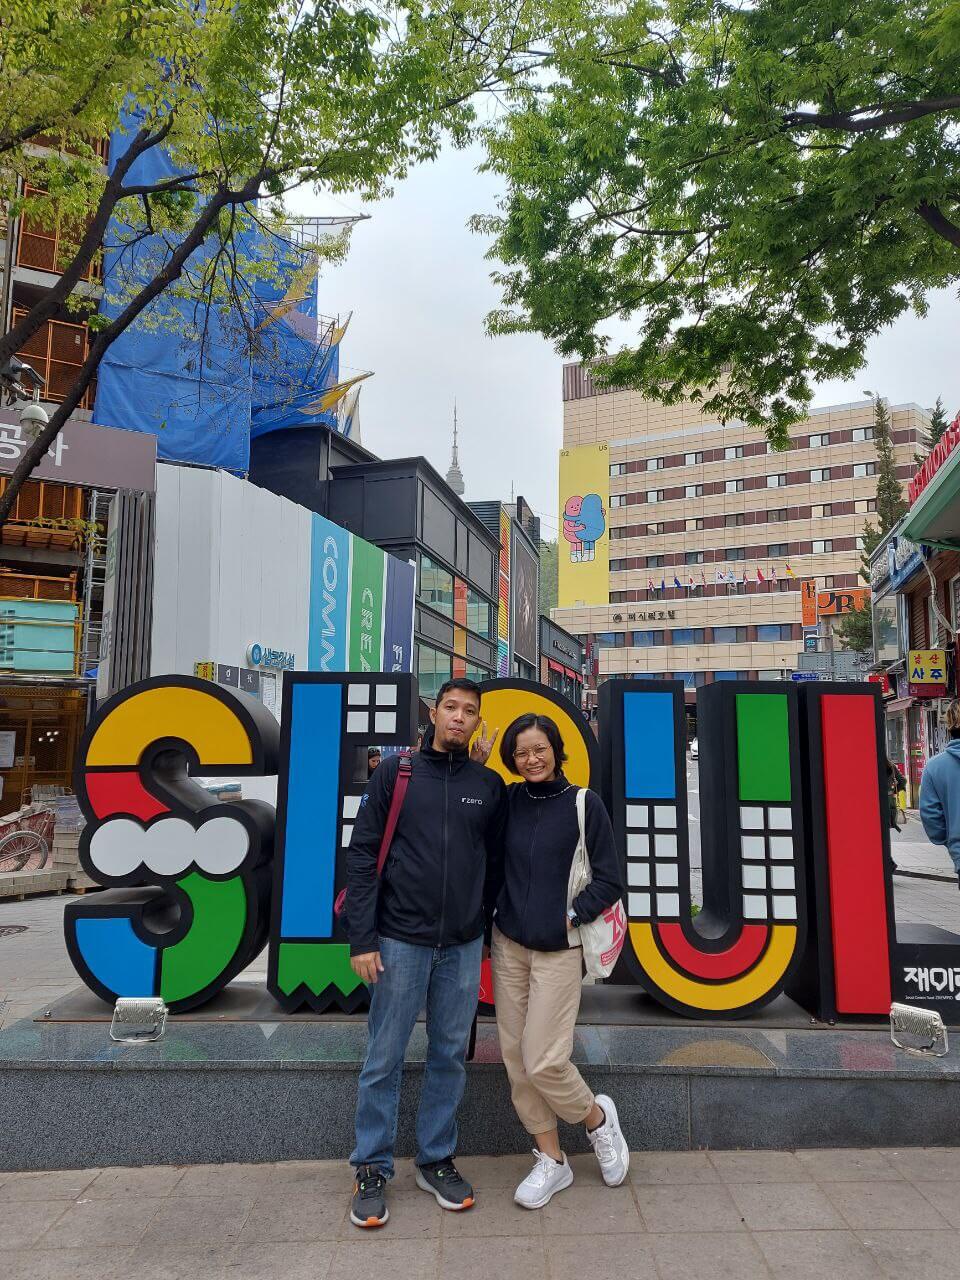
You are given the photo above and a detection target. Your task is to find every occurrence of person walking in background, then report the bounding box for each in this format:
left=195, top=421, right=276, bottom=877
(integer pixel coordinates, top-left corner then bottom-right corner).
left=887, top=757, right=907, bottom=832
left=919, top=700, right=960, bottom=887
left=485, top=712, right=628, bottom=1208
left=345, top=679, right=503, bottom=1229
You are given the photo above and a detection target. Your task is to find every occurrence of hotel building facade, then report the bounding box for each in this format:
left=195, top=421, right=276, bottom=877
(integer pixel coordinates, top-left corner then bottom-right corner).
left=552, top=364, right=927, bottom=712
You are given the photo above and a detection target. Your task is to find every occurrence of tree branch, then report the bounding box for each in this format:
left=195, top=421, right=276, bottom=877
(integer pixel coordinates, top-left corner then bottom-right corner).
left=916, top=200, right=960, bottom=248
left=0, top=117, right=174, bottom=372
left=0, top=170, right=265, bottom=528
left=783, top=96, right=960, bottom=133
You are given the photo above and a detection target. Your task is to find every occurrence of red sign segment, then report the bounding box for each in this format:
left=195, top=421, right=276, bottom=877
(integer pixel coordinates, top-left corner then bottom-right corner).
left=820, top=694, right=892, bottom=1014
left=656, top=922, right=769, bottom=981
left=85, top=771, right=169, bottom=822
left=909, top=409, right=960, bottom=504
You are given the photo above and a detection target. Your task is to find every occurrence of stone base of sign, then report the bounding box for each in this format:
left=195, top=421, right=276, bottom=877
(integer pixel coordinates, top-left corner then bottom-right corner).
left=2, top=1004, right=960, bottom=1170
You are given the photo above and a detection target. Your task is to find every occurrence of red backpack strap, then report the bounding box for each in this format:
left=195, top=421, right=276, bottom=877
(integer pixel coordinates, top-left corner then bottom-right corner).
left=375, top=751, right=412, bottom=876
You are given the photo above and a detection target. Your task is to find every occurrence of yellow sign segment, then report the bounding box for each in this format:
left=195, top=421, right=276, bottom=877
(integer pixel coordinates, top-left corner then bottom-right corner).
left=470, top=686, right=594, bottom=788
left=558, top=443, right=610, bottom=608
left=908, top=649, right=948, bottom=689
left=629, top=922, right=798, bottom=1011
left=87, top=686, right=255, bottom=768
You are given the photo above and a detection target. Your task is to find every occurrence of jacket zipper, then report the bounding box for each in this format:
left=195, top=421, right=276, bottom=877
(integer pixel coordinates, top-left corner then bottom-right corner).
left=521, top=804, right=543, bottom=940
left=438, top=753, right=450, bottom=944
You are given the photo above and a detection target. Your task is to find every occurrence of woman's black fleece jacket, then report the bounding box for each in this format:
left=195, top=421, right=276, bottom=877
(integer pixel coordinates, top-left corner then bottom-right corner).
left=492, top=775, right=623, bottom=952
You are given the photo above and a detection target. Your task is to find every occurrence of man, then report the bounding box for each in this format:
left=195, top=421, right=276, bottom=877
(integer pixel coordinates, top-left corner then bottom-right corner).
left=920, top=699, right=960, bottom=887
left=346, top=678, right=504, bottom=1228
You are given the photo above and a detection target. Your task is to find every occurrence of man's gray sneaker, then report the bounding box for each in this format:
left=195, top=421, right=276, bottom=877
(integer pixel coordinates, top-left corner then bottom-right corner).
left=351, top=1165, right=388, bottom=1227
left=588, top=1093, right=630, bottom=1186
left=415, top=1158, right=475, bottom=1209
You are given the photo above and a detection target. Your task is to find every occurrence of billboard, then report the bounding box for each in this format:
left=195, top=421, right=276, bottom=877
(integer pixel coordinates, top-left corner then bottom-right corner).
left=559, top=443, right=610, bottom=607
left=511, top=531, right=540, bottom=667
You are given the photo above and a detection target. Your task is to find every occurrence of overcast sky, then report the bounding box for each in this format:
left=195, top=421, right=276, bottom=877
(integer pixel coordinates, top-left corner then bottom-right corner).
left=298, top=144, right=960, bottom=545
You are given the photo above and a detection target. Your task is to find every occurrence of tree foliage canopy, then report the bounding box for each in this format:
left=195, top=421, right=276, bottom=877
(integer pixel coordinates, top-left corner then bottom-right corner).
left=477, top=0, right=960, bottom=444
left=0, top=0, right=544, bottom=523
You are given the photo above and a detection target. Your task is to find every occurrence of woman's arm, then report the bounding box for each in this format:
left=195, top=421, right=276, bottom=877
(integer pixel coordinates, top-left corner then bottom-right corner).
left=572, top=792, right=624, bottom=924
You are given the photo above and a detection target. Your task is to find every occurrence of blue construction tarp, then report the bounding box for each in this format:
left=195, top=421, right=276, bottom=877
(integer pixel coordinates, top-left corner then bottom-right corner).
left=94, top=117, right=346, bottom=472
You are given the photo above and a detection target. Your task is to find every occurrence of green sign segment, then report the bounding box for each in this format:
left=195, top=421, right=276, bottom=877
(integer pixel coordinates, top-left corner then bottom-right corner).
left=159, top=873, right=249, bottom=1005
left=347, top=538, right=385, bottom=672
left=276, top=941, right=364, bottom=998
left=736, top=693, right=791, bottom=802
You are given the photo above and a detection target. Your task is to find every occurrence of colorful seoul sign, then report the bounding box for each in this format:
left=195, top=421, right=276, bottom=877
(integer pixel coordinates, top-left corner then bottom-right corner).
left=64, top=674, right=957, bottom=1022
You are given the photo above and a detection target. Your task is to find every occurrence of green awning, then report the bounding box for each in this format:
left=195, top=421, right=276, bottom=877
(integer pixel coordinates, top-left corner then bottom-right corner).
left=900, top=446, right=960, bottom=551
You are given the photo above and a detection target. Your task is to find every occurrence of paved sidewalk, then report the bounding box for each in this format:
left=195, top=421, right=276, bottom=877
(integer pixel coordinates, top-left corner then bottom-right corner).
left=2, top=1148, right=960, bottom=1279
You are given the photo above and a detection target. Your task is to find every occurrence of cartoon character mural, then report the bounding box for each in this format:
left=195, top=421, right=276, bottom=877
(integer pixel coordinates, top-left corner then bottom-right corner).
left=563, top=493, right=606, bottom=562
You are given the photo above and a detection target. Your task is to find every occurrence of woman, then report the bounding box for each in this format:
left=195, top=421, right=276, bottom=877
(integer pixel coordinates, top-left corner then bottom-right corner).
left=920, top=700, right=960, bottom=889
left=489, top=712, right=628, bottom=1208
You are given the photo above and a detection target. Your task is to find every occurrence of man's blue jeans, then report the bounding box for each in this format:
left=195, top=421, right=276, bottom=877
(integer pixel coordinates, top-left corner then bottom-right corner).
left=351, top=934, right=482, bottom=1178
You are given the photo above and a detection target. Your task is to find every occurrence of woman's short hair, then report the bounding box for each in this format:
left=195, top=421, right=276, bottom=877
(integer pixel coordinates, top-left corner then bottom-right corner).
left=500, top=713, right=568, bottom=774
left=946, top=700, right=960, bottom=732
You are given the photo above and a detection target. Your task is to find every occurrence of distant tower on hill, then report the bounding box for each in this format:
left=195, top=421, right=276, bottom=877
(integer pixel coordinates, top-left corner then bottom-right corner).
left=446, top=401, right=465, bottom=496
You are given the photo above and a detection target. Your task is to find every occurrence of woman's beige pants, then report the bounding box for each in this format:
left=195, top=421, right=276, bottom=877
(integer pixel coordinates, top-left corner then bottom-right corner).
left=491, top=925, right=595, bottom=1134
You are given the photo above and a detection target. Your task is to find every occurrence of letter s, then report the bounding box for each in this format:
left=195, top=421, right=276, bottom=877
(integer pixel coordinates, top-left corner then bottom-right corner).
left=64, top=676, right=279, bottom=1012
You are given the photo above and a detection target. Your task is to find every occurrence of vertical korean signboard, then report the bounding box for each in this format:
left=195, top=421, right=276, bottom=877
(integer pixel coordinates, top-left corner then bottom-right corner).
left=558, top=443, right=610, bottom=608
left=308, top=514, right=350, bottom=672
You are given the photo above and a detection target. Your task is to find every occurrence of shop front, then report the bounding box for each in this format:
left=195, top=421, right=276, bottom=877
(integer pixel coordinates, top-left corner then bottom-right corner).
left=539, top=615, right=585, bottom=708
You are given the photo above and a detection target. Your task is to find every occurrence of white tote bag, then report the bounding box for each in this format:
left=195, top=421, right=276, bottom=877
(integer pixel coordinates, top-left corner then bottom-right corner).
left=567, top=788, right=627, bottom=979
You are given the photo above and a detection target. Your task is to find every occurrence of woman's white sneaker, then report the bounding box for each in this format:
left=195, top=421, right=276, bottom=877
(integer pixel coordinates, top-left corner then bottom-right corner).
left=587, top=1094, right=630, bottom=1186
left=514, top=1149, right=574, bottom=1209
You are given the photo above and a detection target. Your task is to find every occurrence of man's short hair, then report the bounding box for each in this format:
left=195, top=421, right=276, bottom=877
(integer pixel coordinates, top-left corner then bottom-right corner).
left=435, top=677, right=482, bottom=709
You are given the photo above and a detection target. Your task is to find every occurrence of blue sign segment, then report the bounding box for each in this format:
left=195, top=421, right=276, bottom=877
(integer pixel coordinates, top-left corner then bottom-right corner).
left=73, top=917, right=158, bottom=997
left=624, top=691, right=676, bottom=800
left=791, top=672, right=820, bottom=682
left=382, top=556, right=416, bottom=673
left=280, top=682, right=342, bottom=937
left=308, top=515, right=350, bottom=671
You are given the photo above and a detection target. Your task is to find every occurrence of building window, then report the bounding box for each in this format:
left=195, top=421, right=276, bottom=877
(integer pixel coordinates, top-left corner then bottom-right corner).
left=813, top=539, right=833, bottom=554
left=768, top=543, right=787, bottom=556
left=767, top=474, right=786, bottom=487
left=852, top=426, right=875, bottom=442
left=672, top=628, right=705, bottom=646
left=610, top=494, right=627, bottom=507
left=853, top=462, right=877, bottom=478
left=855, top=499, right=878, bottom=514
left=685, top=484, right=704, bottom=498
left=809, top=433, right=830, bottom=448
left=465, top=587, right=493, bottom=639
left=685, top=451, right=703, bottom=465
left=726, top=479, right=744, bottom=494
left=419, top=553, right=454, bottom=617
left=685, top=551, right=705, bottom=565
left=724, top=446, right=745, bottom=460
left=823, top=576, right=835, bottom=588
left=758, top=624, right=792, bottom=642
left=810, top=468, right=831, bottom=483
left=647, top=457, right=663, bottom=471
left=724, top=513, right=745, bottom=527
left=596, top=632, right=627, bottom=647
left=610, top=527, right=626, bottom=540
left=778, top=579, right=792, bottom=592
left=417, top=644, right=453, bottom=700
left=647, top=490, right=664, bottom=503
left=768, top=508, right=787, bottom=522
left=610, top=463, right=627, bottom=476
left=812, top=504, right=833, bottom=518
left=726, top=547, right=746, bottom=560
left=758, top=669, right=789, bottom=680
left=714, top=671, right=748, bottom=681
left=685, top=517, right=705, bottom=531
left=610, top=559, right=626, bottom=572
left=673, top=671, right=707, bottom=688
left=713, top=626, right=747, bottom=643
left=632, top=630, right=664, bottom=647
left=647, top=521, right=665, bottom=535
left=645, top=554, right=665, bottom=568
left=856, top=536, right=865, bottom=552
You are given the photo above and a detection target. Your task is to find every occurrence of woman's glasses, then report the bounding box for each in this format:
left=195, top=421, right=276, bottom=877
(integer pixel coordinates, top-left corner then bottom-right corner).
left=514, top=746, right=551, bottom=763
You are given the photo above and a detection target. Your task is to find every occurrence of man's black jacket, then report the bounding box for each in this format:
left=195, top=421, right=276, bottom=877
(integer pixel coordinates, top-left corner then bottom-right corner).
left=346, top=739, right=508, bottom=955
